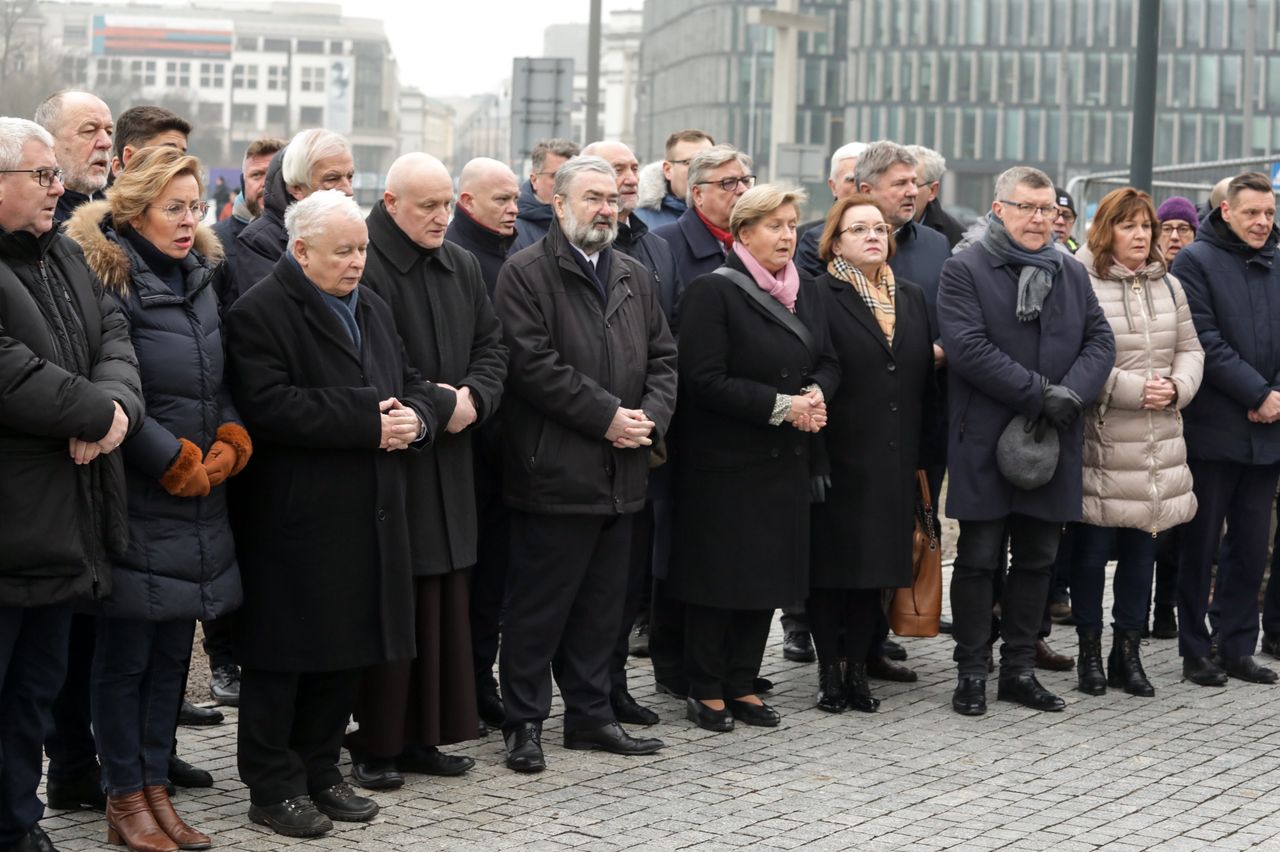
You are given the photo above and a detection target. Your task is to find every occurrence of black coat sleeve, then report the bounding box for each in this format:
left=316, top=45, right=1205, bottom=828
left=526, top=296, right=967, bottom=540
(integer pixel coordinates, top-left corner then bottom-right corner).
left=638, top=266, right=678, bottom=442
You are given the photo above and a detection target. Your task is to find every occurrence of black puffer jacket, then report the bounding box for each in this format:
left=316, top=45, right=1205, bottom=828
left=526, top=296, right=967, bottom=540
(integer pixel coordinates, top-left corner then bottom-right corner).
left=66, top=201, right=242, bottom=621
left=221, top=148, right=289, bottom=309
left=0, top=224, right=144, bottom=606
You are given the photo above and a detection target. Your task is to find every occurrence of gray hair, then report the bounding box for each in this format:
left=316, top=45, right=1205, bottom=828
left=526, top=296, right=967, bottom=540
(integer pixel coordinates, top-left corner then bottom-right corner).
left=905, top=145, right=946, bottom=185
left=0, top=117, right=54, bottom=170
left=34, top=91, right=83, bottom=133
left=993, top=166, right=1053, bottom=203
left=285, top=189, right=365, bottom=253
left=829, top=142, right=866, bottom=182
left=282, top=128, right=351, bottom=192
left=686, top=144, right=754, bottom=206
left=552, top=155, right=615, bottom=199
left=852, top=141, right=917, bottom=190
left=531, top=137, right=580, bottom=172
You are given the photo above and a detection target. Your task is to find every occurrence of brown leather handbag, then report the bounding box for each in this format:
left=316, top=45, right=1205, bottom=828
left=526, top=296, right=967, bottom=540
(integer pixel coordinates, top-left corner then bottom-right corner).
left=890, top=470, right=942, bottom=637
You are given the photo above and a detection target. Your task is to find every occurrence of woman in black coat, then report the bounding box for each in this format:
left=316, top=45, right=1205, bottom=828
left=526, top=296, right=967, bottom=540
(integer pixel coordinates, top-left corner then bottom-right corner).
left=66, top=147, right=250, bottom=852
left=807, top=194, right=937, bottom=715
left=670, top=184, right=840, bottom=732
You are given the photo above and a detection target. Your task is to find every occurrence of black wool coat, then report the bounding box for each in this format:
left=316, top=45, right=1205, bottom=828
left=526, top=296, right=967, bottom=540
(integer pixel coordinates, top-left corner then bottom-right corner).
left=224, top=254, right=437, bottom=673
left=668, top=254, right=841, bottom=610
left=810, top=273, right=938, bottom=590
left=363, top=202, right=507, bottom=575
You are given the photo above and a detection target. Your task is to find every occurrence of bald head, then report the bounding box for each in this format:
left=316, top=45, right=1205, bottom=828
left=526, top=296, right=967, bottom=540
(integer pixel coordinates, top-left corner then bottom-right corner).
left=383, top=152, right=454, bottom=250
left=458, top=157, right=519, bottom=235
left=35, top=91, right=113, bottom=195
left=581, top=140, right=640, bottom=216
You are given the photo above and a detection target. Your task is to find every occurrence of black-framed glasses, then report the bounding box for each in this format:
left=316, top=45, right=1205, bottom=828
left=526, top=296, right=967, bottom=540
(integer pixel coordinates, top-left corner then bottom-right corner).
left=148, top=201, right=209, bottom=222
left=698, top=175, right=756, bottom=192
left=842, top=223, right=891, bottom=239
left=0, top=167, right=63, bottom=188
left=999, top=199, right=1057, bottom=218
left=1056, top=209, right=1077, bottom=223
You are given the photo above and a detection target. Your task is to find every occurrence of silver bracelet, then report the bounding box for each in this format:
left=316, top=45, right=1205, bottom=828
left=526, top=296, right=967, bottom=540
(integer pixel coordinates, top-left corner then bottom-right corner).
left=769, top=393, right=792, bottom=426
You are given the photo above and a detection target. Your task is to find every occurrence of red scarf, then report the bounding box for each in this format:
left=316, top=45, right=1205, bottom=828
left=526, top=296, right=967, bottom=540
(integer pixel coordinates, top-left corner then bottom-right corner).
left=696, top=208, right=734, bottom=252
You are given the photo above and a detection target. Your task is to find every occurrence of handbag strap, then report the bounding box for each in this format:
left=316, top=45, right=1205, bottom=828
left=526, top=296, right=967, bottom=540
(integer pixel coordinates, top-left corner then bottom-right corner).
left=915, top=469, right=937, bottom=551
left=713, top=266, right=818, bottom=360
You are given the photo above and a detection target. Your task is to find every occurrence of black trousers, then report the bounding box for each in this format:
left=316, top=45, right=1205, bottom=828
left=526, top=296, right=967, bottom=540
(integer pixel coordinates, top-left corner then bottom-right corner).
left=779, top=606, right=809, bottom=634
left=952, top=515, right=1061, bottom=677
left=1153, top=526, right=1181, bottom=611
left=0, top=603, right=73, bottom=847
left=648, top=578, right=686, bottom=692
left=1178, top=459, right=1280, bottom=659
left=469, top=486, right=508, bottom=692
left=237, top=667, right=359, bottom=806
left=806, top=588, right=881, bottom=665
left=683, top=605, right=772, bottom=701
left=44, top=612, right=98, bottom=783
left=611, top=500, right=655, bottom=690
left=1038, top=522, right=1077, bottom=640
left=201, top=615, right=235, bottom=670
left=499, top=511, right=631, bottom=733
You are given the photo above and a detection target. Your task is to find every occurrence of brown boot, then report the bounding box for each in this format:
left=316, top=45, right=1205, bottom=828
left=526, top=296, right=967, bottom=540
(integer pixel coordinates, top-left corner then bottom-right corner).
left=144, top=785, right=212, bottom=850
left=106, top=790, right=178, bottom=852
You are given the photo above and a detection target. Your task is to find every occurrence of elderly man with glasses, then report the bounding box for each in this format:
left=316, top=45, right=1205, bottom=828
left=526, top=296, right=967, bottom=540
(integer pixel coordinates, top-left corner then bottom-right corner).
left=652, top=144, right=755, bottom=285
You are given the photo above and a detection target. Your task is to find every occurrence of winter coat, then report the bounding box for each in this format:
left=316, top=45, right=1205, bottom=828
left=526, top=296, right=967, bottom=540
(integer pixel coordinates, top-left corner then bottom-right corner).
left=653, top=208, right=728, bottom=294
left=363, top=201, right=507, bottom=575
left=810, top=272, right=937, bottom=590
left=224, top=254, right=437, bottom=672
left=920, top=199, right=967, bottom=249
left=0, top=224, right=143, bottom=607
left=668, top=254, right=840, bottom=610
left=795, top=223, right=824, bottom=278
left=1075, top=247, right=1203, bottom=533
left=494, top=218, right=678, bottom=515
left=508, top=180, right=553, bottom=254
left=66, top=201, right=243, bottom=621
left=444, top=205, right=516, bottom=297
left=222, top=148, right=289, bottom=310
left=212, top=212, right=248, bottom=306
left=614, top=214, right=683, bottom=330
left=891, top=220, right=953, bottom=342
left=633, top=161, right=685, bottom=231
left=938, top=242, right=1115, bottom=522
left=1171, top=210, right=1280, bottom=465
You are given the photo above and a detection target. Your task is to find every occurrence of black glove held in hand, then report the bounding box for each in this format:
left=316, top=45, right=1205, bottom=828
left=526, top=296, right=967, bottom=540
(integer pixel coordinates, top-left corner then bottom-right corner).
left=810, top=474, right=832, bottom=504
left=1041, top=380, right=1083, bottom=430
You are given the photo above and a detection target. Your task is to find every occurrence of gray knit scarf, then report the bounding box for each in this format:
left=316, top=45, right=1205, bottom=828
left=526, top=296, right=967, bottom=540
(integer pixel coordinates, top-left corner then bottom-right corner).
left=980, top=211, right=1065, bottom=322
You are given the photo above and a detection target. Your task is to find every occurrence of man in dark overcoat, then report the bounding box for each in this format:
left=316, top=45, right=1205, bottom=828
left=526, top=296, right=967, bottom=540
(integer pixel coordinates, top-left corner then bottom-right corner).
left=224, top=190, right=437, bottom=839
left=938, top=165, right=1113, bottom=717
left=347, top=153, right=507, bottom=790
left=494, top=155, right=677, bottom=773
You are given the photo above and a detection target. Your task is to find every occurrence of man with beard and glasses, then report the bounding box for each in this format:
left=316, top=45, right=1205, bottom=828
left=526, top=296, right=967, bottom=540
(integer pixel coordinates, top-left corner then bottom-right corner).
left=34, top=91, right=113, bottom=226
left=493, top=156, right=677, bottom=774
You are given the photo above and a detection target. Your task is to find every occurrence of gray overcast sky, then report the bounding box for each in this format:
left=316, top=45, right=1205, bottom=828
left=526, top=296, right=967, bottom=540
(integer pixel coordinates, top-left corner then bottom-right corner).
left=345, top=0, right=637, bottom=98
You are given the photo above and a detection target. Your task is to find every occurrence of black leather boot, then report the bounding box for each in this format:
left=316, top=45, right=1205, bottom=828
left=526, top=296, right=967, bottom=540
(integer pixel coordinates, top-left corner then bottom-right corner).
left=1108, top=630, right=1154, bottom=697
left=1076, top=630, right=1106, bottom=695
left=844, top=662, right=880, bottom=713
left=815, top=660, right=847, bottom=713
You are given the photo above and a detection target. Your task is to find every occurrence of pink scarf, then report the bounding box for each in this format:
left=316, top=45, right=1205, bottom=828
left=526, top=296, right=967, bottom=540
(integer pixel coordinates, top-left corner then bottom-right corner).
left=732, top=241, right=799, bottom=313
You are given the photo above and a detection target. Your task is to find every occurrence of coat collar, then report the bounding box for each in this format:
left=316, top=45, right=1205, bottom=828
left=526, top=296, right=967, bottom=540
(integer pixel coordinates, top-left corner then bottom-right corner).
left=366, top=200, right=454, bottom=276
left=545, top=218, right=634, bottom=320
left=447, top=204, right=515, bottom=257
left=274, top=253, right=364, bottom=365
left=824, top=270, right=894, bottom=355
left=676, top=207, right=725, bottom=261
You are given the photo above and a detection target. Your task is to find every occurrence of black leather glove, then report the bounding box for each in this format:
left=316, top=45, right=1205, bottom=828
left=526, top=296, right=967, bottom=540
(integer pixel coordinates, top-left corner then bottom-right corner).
left=1041, top=379, right=1083, bottom=430
left=810, top=474, right=832, bottom=504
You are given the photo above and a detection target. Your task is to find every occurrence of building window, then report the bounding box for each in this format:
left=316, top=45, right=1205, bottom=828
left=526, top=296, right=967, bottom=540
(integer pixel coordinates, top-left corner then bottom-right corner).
left=236, top=36, right=259, bottom=51
left=297, top=40, right=324, bottom=54
left=130, top=59, right=157, bottom=86
left=197, top=102, right=221, bottom=123
left=263, top=38, right=290, bottom=53
left=231, top=104, right=256, bottom=125
left=300, top=66, right=325, bottom=93
left=165, top=61, right=190, bottom=88
left=299, top=106, right=323, bottom=125
left=199, top=62, right=225, bottom=88
left=329, top=39, right=345, bottom=54
left=267, top=65, right=289, bottom=90
left=232, top=64, right=258, bottom=90
left=267, top=105, right=287, bottom=126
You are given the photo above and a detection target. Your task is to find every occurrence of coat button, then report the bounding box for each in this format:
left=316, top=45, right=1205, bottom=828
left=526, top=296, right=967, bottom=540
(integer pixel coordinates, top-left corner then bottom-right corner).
left=888, top=440, right=898, bottom=450
left=780, top=368, right=790, bottom=378
left=887, top=363, right=897, bottom=372
left=376, top=508, right=387, bottom=521
left=889, top=402, right=899, bottom=412
left=770, top=448, right=780, bottom=458
left=793, top=445, right=802, bottom=456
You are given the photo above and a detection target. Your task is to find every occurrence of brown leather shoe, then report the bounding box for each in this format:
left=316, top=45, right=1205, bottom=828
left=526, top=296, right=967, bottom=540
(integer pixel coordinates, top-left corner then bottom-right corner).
left=106, top=790, right=178, bottom=852
left=144, top=785, right=211, bottom=850
left=1035, top=638, right=1075, bottom=671
left=866, top=655, right=918, bottom=682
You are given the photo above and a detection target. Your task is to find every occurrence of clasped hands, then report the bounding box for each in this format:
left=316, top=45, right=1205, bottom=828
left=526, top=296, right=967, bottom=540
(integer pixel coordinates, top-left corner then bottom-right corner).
left=785, top=388, right=827, bottom=433
left=1249, top=389, right=1280, bottom=424
left=1140, top=377, right=1177, bottom=411
left=69, top=400, right=130, bottom=465
left=606, top=407, right=655, bottom=449
left=379, top=397, right=423, bottom=451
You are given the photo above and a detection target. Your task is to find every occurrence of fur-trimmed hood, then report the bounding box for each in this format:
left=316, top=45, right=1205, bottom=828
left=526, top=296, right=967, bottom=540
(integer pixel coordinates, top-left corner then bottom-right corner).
left=64, top=199, right=224, bottom=294
left=637, top=160, right=669, bottom=211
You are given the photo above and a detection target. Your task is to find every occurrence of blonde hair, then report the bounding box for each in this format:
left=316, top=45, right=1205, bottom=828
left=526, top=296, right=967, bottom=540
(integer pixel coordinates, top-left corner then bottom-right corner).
left=729, top=184, right=808, bottom=239
left=108, top=145, right=204, bottom=233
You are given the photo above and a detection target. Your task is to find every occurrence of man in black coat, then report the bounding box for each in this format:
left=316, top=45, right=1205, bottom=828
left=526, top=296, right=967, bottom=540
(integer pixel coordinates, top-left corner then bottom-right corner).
left=0, top=118, right=143, bottom=852
left=446, top=157, right=520, bottom=295
left=905, top=145, right=967, bottom=249
left=347, top=153, right=507, bottom=790
left=508, top=138, right=579, bottom=254
left=494, top=156, right=677, bottom=773
left=225, top=190, right=437, bottom=839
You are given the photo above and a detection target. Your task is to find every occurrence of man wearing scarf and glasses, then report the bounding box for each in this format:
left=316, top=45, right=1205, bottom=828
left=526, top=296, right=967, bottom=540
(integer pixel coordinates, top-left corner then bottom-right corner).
left=937, top=166, right=1114, bottom=717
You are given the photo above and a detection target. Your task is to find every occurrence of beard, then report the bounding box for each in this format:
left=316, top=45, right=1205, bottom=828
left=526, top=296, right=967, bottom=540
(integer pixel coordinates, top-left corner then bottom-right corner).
left=562, top=203, right=617, bottom=254
left=244, top=194, right=262, bottom=218
left=62, top=159, right=109, bottom=195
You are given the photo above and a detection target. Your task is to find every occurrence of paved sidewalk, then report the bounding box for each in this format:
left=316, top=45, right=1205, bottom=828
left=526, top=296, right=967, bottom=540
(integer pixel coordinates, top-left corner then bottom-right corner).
left=41, top=567, right=1280, bottom=851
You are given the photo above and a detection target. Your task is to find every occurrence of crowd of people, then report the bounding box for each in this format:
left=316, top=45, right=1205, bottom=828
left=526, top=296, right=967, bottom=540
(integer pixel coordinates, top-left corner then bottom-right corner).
left=1, top=87, right=1278, bottom=852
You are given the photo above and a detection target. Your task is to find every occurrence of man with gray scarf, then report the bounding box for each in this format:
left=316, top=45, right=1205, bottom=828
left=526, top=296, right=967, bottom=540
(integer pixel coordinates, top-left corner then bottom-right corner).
left=937, top=166, right=1114, bottom=717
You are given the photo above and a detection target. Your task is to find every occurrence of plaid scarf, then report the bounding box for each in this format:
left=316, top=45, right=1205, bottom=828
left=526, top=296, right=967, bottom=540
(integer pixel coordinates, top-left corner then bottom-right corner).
left=829, top=256, right=896, bottom=342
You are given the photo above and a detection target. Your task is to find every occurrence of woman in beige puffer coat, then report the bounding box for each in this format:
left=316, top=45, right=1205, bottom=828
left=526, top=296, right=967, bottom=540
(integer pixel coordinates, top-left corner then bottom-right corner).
left=1072, top=188, right=1204, bottom=700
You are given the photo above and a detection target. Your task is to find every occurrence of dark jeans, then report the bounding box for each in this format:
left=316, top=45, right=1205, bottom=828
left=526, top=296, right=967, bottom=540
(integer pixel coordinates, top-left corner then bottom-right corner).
left=90, top=617, right=195, bottom=796
left=1071, top=525, right=1157, bottom=635
left=952, top=515, right=1061, bottom=678
left=44, top=612, right=98, bottom=784
left=806, top=588, right=880, bottom=665
left=683, top=605, right=772, bottom=701
left=0, top=603, right=73, bottom=847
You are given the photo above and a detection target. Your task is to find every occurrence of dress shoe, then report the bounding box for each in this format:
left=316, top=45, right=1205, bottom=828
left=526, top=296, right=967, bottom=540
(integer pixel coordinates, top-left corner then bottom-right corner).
left=1219, top=655, right=1279, bottom=684
left=396, top=745, right=474, bottom=777
left=106, top=790, right=178, bottom=852
left=13, top=825, right=57, bottom=852
left=350, top=758, right=403, bottom=790
left=1034, top=638, right=1075, bottom=671
left=476, top=681, right=505, bottom=728
left=938, top=617, right=953, bottom=635
left=1261, top=633, right=1280, bottom=659
left=754, top=676, right=773, bottom=694
left=503, top=722, right=545, bottom=773
left=564, top=721, right=664, bottom=754
left=685, top=697, right=734, bottom=732
left=1182, top=655, right=1228, bottom=686
left=247, top=797, right=332, bottom=838
left=654, top=679, right=688, bottom=700
left=1152, top=606, right=1178, bottom=639
left=844, top=662, right=880, bottom=713
left=815, top=661, right=847, bottom=713
left=46, top=765, right=106, bottom=811
left=880, top=639, right=907, bottom=661
left=783, top=630, right=816, bottom=663
left=208, top=663, right=240, bottom=707
left=1107, top=630, right=1154, bottom=697
left=168, top=756, right=213, bottom=789
left=1049, top=601, right=1074, bottom=625
left=310, top=782, right=379, bottom=822
left=727, top=699, right=780, bottom=727
left=866, top=655, right=917, bottom=682
left=610, top=686, right=660, bottom=726
left=628, top=621, right=650, bottom=657
left=143, top=785, right=210, bottom=850
left=176, top=701, right=222, bottom=727
left=952, top=676, right=987, bottom=716
left=1076, top=630, right=1107, bottom=696
left=997, top=672, right=1065, bottom=711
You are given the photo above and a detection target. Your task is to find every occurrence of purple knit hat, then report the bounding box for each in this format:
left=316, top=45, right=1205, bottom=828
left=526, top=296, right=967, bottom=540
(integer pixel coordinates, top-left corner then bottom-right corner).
left=1156, top=196, right=1199, bottom=227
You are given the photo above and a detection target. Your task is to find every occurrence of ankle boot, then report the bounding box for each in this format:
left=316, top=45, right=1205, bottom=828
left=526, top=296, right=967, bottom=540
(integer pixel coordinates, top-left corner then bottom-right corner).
left=844, top=662, right=880, bottom=713
left=1076, top=630, right=1106, bottom=695
left=106, top=790, right=178, bottom=852
left=816, top=660, right=847, bottom=713
left=1108, top=630, right=1155, bottom=697
left=143, top=785, right=211, bottom=850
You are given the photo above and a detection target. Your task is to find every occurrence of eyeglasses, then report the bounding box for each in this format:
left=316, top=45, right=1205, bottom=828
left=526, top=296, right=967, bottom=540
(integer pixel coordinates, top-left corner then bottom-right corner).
left=0, top=167, right=64, bottom=188
left=1160, top=223, right=1194, bottom=237
left=999, top=199, right=1058, bottom=219
left=698, top=175, right=756, bottom=192
left=148, top=201, right=209, bottom=222
left=668, top=158, right=693, bottom=167
left=842, top=223, right=891, bottom=239
left=1057, top=209, right=1077, bottom=223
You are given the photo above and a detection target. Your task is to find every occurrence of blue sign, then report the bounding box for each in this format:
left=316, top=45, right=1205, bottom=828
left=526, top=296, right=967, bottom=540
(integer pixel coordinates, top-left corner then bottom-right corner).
left=1271, top=162, right=1280, bottom=191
